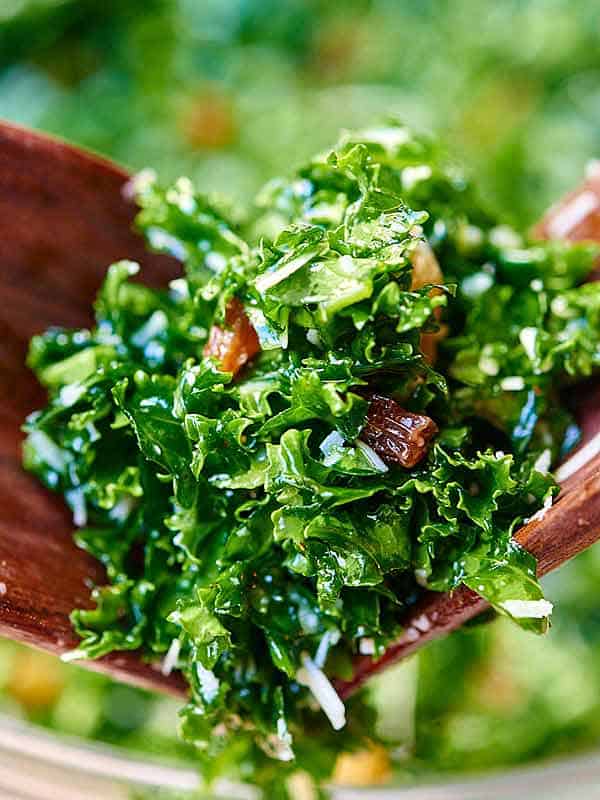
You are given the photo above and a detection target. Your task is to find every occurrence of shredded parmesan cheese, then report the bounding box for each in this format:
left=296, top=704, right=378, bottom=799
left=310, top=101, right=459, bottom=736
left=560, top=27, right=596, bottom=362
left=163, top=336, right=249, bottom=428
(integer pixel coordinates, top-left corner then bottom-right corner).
left=412, top=614, right=432, bottom=633
left=161, top=638, right=181, bottom=676
left=402, top=627, right=420, bottom=643
left=255, top=249, right=320, bottom=293
left=124, top=168, right=157, bottom=199
left=27, top=431, right=67, bottom=473
left=147, top=229, right=186, bottom=261
left=61, top=648, right=87, bottom=663
left=59, top=383, right=86, bottom=408
left=196, top=663, right=220, bottom=703
left=109, top=497, right=137, bottom=522
left=296, top=654, right=346, bottom=730
left=533, top=448, right=552, bottom=475
left=355, top=440, right=389, bottom=473
left=414, top=568, right=429, bottom=588
left=479, top=355, right=500, bottom=376
left=268, top=716, right=295, bottom=762
left=314, top=631, right=333, bottom=669
left=499, top=599, right=553, bottom=619
left=169, top=277, right=190, bottom=301
left=66, top=488, right=87, bottom=527
left=320, top=431, right=345, bottom=467
left=525, top=493, right=553, bottom=523
left=359, top=638, right=375, bottom=655
left=306, top=328, right=321, bottom=347
left=132, top=310, right=169, bottom=348
left=500, top=376, right=525, bottom=391
left=266, top=733, right=294, bottom=762
left=519, top=327, right=538, bottom=362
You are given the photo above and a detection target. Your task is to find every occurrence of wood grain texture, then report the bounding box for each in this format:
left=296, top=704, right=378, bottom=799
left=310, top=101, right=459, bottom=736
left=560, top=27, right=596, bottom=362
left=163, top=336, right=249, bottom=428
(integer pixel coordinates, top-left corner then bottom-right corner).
left=336, top=178, right=600, bottom=698
left=0, top=121, right=186, bottom=695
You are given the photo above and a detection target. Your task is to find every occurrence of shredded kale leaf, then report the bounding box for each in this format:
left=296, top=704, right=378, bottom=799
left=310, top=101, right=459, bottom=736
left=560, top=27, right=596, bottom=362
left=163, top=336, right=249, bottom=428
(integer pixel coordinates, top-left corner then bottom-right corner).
left=23, top=124, right=600, bottom=796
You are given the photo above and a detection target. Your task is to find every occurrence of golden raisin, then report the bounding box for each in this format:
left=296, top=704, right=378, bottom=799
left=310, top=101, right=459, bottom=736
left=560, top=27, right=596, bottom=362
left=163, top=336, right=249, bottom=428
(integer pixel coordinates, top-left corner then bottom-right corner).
left=410, top=241, right=447, bottom=364
left=204, top=298, right=260, bottom=375
left=410, top=241, right=443, bottom=289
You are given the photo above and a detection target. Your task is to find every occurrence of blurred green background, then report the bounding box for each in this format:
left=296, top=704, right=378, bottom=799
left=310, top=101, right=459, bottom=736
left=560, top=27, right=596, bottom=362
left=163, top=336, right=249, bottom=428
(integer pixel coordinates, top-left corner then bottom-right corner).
left=4, top=0, right=600, bottom=790
left=2, top=0, right=600, bottom=228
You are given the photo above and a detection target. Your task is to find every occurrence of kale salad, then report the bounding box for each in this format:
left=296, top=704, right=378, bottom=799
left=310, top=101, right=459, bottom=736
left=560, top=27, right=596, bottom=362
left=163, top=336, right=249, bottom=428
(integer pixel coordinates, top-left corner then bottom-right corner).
left=23, top=125, right=600, bottom=796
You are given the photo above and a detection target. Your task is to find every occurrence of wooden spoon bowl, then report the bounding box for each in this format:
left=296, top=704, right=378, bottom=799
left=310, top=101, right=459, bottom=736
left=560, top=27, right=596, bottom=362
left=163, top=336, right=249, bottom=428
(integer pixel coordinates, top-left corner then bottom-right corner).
left=0, top=121, right=185, bottom=694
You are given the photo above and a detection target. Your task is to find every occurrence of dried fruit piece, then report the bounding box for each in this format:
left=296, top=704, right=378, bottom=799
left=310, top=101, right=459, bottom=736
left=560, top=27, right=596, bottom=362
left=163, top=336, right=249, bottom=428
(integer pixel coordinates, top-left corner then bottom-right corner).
left=361, top=394, right=438, bottom=468
left=204, top=297, right=260, bottom=374
left=420, top=321, right=449, bottom=364
left=410, top=241, right=443, bottom=289
left=410, top=241, right=447, bottom=364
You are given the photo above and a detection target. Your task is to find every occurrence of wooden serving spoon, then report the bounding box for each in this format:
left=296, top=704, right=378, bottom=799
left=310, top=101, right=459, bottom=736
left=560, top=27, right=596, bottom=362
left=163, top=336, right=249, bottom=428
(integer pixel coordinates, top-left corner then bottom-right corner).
left=1, top=120, right=600, bottom=700
left=0, top=121, right=185, bottom=695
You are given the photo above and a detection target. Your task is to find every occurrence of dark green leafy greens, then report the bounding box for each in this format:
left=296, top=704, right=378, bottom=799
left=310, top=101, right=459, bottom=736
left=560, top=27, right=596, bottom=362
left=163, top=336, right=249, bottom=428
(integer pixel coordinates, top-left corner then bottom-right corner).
left=23, top=125, right=600, bottom=796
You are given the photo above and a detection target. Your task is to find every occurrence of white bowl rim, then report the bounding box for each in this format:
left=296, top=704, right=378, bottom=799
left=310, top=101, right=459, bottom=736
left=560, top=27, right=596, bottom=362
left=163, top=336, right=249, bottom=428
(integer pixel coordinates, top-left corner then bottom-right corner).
left=1, top=711, right=600, bottom=799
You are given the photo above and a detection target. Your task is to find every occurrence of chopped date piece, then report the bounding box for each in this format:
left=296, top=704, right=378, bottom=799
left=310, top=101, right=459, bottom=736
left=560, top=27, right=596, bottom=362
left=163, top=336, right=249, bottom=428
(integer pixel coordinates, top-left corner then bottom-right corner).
left=410, top=242, right=447, bottom=365
left=420, top=323, right=449, bottom=365
left=361, top=394, right=438, bottom=468
left=204, top=297, right=260, bottom=375
left=410, top=241, right=443, bottom=289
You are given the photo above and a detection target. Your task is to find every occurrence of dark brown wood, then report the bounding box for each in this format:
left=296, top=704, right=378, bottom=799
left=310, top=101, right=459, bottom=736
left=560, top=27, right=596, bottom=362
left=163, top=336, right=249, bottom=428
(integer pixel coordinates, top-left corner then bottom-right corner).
left=533, top=161, right=600, bottom=251
left=0, top=121, right=186, bottom=696
left=336, top=178, right=600, bottom=699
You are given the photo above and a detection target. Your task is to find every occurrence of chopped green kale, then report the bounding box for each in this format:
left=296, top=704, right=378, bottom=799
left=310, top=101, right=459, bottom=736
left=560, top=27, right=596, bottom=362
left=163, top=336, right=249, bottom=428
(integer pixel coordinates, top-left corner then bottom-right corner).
left=23, top=125, right=600, bottom=796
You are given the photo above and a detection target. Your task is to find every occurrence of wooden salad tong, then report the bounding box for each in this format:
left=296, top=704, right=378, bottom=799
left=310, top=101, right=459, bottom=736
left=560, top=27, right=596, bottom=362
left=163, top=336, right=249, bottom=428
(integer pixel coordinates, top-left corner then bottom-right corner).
left=0, top=121, right=184, bottom=695
left=0, top=120, right=599, bottom=698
